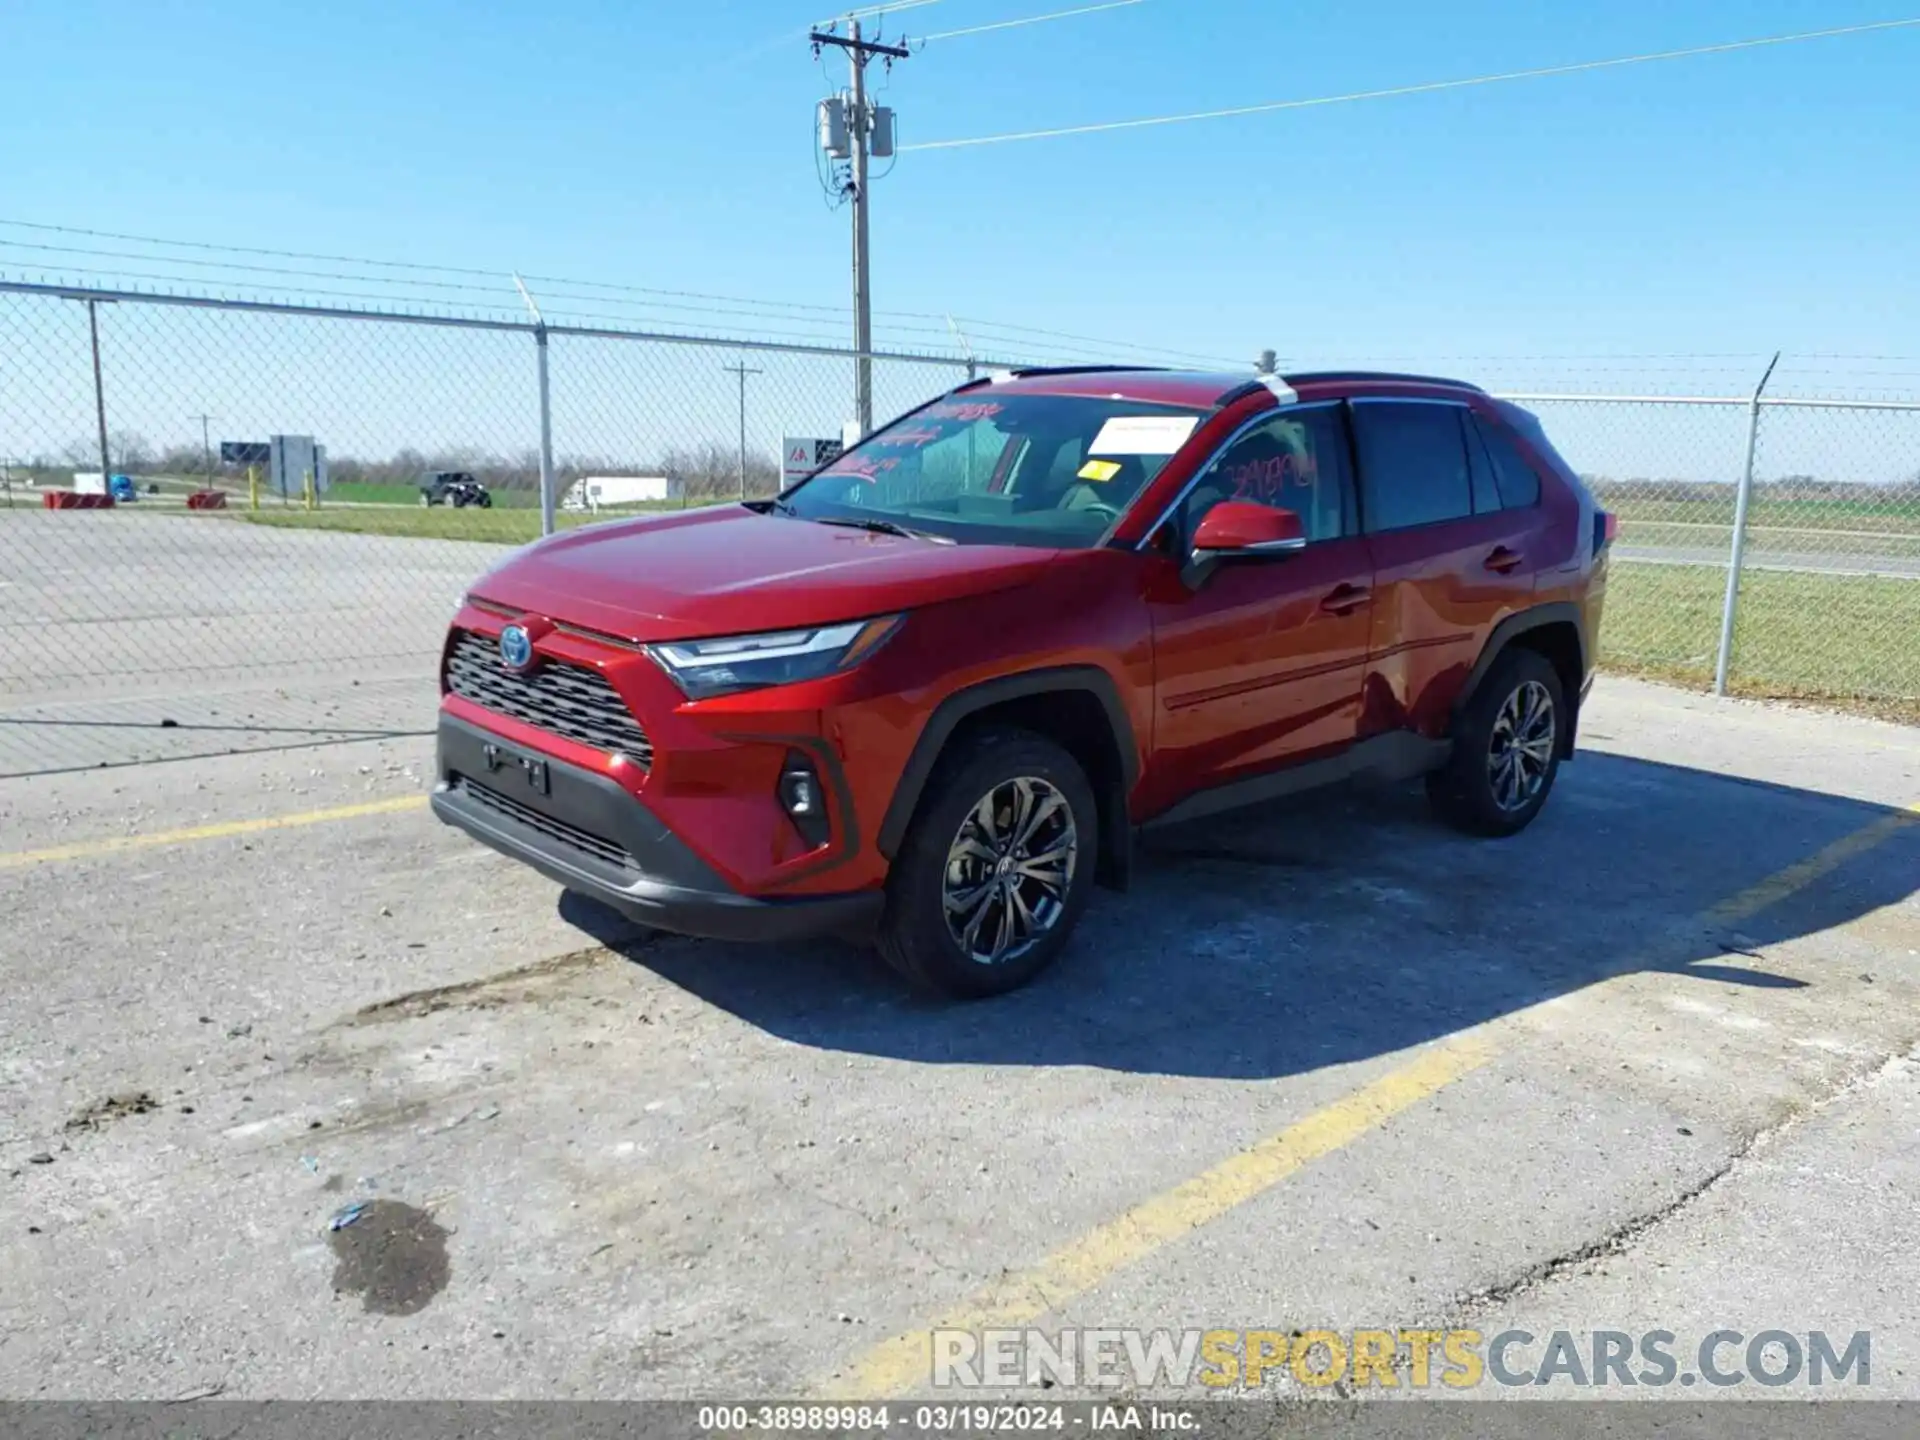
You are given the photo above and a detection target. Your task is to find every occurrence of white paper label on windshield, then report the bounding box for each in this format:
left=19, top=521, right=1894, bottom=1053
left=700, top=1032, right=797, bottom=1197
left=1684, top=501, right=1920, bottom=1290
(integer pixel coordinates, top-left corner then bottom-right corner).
left=1088, top=415, right=1200, bottom=456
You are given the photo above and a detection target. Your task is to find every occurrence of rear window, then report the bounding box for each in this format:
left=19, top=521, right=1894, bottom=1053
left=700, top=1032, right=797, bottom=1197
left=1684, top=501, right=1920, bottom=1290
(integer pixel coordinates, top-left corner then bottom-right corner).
left=1497, top=404, right=1586, bottom=499
left=1474, top=415, right=1542, bottom=508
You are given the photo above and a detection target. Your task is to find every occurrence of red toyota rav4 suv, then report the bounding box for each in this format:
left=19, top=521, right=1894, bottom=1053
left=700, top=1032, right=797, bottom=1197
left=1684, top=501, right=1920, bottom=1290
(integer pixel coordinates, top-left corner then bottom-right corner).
left=433, top=367, right=1610, bottom=997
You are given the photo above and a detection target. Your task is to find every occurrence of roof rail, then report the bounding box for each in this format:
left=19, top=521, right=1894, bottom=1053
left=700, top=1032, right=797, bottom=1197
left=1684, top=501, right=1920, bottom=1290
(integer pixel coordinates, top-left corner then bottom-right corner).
left=1009, top=364, right=1169, bottom=378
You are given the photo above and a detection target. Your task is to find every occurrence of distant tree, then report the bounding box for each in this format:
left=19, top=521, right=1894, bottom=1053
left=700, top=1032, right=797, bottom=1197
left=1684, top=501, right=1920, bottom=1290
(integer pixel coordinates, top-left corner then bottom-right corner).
left=660, top=441, right=779, bottom=500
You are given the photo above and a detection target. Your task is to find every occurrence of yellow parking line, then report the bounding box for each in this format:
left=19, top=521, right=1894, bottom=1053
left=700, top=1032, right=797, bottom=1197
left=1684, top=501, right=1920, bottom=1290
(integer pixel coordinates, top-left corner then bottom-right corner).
left=826, top=793, right=1920, bottom=1400
left=1706, top=800, right=1920, bottom=926
left=823, top=1034, right=1497, bottom=1400
left=0, top=794, right=429, bottom=870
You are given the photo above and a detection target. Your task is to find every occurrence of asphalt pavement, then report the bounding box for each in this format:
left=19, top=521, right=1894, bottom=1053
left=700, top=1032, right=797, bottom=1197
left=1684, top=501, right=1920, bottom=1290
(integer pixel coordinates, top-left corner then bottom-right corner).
left=3, top=676, right=1917, bottom=1401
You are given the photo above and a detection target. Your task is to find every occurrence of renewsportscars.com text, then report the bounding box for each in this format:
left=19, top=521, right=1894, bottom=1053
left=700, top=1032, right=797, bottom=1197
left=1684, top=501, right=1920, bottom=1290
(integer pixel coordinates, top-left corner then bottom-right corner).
left=931, top=1327, right=1872, bottom=1391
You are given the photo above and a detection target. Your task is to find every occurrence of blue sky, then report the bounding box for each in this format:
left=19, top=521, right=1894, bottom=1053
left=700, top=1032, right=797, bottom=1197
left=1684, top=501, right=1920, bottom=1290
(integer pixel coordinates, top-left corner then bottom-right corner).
left=4, top=0, right=1919, bottom=387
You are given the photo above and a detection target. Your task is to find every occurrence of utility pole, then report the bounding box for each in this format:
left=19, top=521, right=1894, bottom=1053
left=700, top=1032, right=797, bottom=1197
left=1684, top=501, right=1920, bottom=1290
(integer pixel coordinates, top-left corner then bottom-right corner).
left=88, top=298, right=112, bottom=483
left=811, top=19, right=908, bottom=438
left=721, top=362, right=764, bottom=500
left=190, top=413, right=216, bottom=494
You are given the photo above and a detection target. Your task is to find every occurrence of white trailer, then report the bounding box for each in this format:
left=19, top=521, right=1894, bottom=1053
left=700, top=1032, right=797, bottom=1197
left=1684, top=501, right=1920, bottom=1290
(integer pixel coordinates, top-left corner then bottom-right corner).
left=563, top=475, right=676, bottom=511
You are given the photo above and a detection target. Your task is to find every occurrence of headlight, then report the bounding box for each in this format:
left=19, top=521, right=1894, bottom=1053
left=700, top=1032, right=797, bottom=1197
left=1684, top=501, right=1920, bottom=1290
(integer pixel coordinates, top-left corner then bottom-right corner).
left=646, top=614, right=903, bottom=699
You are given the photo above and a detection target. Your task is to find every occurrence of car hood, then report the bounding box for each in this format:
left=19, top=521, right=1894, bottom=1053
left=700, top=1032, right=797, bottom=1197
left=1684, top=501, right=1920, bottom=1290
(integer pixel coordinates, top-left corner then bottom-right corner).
left=470, top=504, right=1062, bottom=639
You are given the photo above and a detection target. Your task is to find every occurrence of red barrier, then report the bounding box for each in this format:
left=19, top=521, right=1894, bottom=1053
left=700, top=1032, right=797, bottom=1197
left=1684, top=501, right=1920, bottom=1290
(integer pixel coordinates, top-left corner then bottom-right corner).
left=186, top=490, right=228, bottom=510
left=42, top=491, right=115, bottom=510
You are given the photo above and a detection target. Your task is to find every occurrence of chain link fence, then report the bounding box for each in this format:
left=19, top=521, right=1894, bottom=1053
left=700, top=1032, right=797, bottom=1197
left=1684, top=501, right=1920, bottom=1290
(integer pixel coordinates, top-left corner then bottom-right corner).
left=0, top=282, right=980, bottom=774
left=3, top=279, right=1918, bottom=777
left=1516, top=393, right=1920, bottom=713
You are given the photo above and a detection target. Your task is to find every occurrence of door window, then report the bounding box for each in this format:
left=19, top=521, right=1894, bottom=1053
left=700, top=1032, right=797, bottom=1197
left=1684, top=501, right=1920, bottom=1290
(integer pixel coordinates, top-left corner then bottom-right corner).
left=1175, top=404, right=1352, bottom=544
left=1351, top=401, right=1474, bottom=533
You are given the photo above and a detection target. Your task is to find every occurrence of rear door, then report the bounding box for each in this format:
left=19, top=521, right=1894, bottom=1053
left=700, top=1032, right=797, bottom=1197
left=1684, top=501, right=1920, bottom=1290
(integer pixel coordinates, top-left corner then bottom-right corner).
left=1142, top=402, right=1375, bottom=805
left=1350, top=398, right=1545, bottom=739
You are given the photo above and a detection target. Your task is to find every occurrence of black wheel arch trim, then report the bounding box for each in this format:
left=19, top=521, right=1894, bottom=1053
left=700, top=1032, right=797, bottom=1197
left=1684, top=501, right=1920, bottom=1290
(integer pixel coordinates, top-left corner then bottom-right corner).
left=876, top=666, right=1139, bottom=875
left=1455, top=602, right=1589, bottom=755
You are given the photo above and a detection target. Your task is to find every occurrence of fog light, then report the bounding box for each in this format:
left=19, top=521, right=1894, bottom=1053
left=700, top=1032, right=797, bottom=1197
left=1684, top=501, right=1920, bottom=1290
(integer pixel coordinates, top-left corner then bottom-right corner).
left=778, top=753, right=830, bottom=848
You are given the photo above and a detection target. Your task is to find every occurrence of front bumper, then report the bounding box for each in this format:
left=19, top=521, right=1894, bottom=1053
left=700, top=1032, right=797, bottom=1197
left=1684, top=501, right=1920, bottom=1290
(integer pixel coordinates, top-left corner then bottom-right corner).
left=431, top=713, right=881, bottom=943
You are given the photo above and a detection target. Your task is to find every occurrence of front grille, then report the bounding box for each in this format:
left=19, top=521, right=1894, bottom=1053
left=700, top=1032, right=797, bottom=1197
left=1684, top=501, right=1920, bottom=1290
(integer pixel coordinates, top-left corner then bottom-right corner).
left=454, top=776, right=636, bottom=872
left=446, top=629, right=653, bottom=768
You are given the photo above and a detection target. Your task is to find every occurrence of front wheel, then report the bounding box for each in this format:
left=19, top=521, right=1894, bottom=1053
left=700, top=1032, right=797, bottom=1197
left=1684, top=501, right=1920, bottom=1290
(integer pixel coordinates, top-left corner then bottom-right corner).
left=1427, top=648, right=1565, bottom=837
left=878, top=727, right=1097, bottom=999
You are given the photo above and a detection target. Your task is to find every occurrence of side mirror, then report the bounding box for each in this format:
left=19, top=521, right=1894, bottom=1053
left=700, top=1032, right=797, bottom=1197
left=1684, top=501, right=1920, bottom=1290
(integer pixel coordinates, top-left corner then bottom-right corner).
left=1191, top=500, right=1307, bottom=559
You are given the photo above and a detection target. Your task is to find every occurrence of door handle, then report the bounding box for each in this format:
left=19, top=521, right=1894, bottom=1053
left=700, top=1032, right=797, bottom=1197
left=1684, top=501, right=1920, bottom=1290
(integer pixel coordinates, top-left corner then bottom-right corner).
left=1484, top=546, right=1524, bottom=574
left=1319, top=584, right=1370, bottom=615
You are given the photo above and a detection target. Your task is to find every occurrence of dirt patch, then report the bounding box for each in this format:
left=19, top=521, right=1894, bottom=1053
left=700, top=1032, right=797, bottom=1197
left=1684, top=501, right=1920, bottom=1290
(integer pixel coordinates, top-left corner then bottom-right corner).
left=346, top=946, right=610, bottom=1025
left=64, top=1091, right=159, bottom=1131
left=327, top=1199, right=450, bottom=1316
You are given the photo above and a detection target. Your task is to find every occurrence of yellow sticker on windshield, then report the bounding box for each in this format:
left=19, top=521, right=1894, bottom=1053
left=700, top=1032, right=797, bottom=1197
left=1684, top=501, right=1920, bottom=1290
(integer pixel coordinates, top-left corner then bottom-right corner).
left=1078, top=459, right=1123, bottom=483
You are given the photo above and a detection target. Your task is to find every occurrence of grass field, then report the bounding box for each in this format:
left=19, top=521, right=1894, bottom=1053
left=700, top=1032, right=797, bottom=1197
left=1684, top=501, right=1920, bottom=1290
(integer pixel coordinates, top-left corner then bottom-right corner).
left=1601, top=490, right=1920, bottom=534
left=327, top=481, right=547, bottom=508
left=1621, top=519, right=1920, bottom=562
left=224, top=498, right=697, bottom=543
left=1604, top=492, right=1920, bottom=563
left=1600, top=561, right=1920, bottom=720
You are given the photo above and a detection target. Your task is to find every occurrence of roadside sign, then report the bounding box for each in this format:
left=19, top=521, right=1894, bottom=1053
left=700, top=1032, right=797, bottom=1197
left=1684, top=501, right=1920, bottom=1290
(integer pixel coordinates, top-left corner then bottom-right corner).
left=780, top=435, right=843, bottom=489
left=221, top=441, right=271, bottom=464
left=268, top=434, right=328, bottom=497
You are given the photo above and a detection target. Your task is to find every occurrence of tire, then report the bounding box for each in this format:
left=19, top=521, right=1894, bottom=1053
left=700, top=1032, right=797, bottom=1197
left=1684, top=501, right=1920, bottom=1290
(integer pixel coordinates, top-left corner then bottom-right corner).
left=478, top=493, right=493, bottom=508
left=420, top=493, right=433, bottom=507
left=1427, top=648, right=1565, bottom=837
left=877, top=726, right=1098, bottom=999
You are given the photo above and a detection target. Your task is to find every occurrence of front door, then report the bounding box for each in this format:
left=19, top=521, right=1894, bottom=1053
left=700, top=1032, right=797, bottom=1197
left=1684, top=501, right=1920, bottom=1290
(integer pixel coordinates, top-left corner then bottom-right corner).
left=1142, top=402, right=1375, bottom=810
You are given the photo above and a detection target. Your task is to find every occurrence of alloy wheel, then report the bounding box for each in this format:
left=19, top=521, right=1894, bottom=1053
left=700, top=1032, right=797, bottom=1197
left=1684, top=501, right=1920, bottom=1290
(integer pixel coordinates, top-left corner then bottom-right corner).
left=941, top=776, right=1079, bottom=966
left=1488, top=679, right=1556, bottom=812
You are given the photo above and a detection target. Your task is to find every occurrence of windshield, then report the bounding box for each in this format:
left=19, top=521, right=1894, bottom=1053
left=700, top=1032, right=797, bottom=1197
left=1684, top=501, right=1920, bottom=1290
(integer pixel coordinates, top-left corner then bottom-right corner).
left=776, top=393, right=1209, bottom=548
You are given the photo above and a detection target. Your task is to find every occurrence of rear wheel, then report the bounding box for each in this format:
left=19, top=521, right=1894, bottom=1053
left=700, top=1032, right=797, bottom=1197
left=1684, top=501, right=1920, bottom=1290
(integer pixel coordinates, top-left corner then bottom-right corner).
left=878, top=728, right=1097, bottom=999
left=1427, top=648, right=1564, bottom=837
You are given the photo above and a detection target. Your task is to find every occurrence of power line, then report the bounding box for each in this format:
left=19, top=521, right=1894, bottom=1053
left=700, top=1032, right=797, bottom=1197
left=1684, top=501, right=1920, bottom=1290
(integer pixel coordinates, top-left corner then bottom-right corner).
left=903, top=14, right=1920, bottom=150
left=920, top=0, right=1143, bottom=44
left=0, top=254, right=1229, bottom=367
left=0, top=221, right=1249, bottom=369
left=944, top=313, right=1238, bottom=368
left=0, top=217, right=950, bottom=325
left=822, top=0, right=951, bottom=25
left=0, top=216, right=509, bottom=279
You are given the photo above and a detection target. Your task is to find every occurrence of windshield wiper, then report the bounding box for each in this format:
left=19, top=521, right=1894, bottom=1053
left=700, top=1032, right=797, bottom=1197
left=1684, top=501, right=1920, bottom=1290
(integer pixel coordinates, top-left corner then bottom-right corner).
left=813, top=516, right=955, bottom=544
